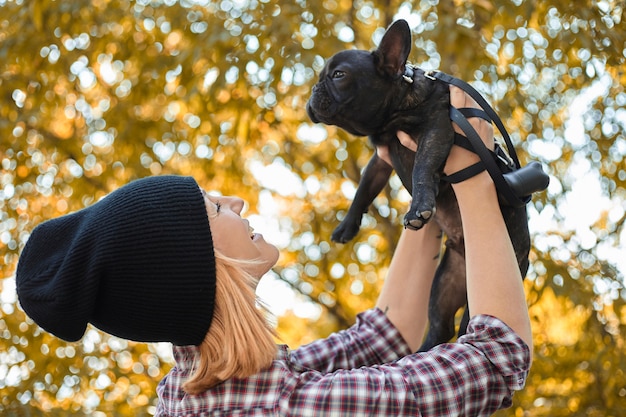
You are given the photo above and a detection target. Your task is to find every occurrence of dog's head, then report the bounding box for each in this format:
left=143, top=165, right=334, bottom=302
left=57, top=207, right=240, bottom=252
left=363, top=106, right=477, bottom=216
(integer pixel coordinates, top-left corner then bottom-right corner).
left=306, top=19, right=413, bottom=137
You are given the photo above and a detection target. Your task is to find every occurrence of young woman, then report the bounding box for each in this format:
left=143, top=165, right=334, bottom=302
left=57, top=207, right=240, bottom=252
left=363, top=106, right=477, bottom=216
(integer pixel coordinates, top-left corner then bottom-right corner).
left=16, top=87, right=532, bottom=416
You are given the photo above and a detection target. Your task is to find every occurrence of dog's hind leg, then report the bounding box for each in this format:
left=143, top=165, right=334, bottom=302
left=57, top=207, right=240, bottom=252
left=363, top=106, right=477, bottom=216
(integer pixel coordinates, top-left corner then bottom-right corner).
left=457, top=306, right=470, bottom=338
left=418, top=243, right=467, bottom=352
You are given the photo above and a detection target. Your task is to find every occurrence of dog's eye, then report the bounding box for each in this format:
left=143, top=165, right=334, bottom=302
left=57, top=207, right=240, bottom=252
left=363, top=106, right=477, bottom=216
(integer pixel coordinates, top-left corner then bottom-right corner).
left=332, top=70, right=346, bottom=79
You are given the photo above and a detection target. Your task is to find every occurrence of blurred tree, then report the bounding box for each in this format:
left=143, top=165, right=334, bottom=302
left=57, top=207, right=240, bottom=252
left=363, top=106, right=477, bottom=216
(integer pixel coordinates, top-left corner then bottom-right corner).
left=0, top=0, right=624, bottom=415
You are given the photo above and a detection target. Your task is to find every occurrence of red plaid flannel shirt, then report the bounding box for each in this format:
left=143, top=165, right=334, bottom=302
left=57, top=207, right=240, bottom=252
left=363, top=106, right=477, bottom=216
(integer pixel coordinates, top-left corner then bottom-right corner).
left=156, top=308, right=530, bottom=416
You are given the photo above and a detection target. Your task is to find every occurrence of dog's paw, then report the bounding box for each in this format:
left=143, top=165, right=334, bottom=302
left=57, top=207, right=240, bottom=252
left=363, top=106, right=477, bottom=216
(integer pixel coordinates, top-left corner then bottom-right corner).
left=403, top=208, right=435, bottom=230
left=331, top=220, right=360, bottom=243
left=405, top=184, right=438, bottom=230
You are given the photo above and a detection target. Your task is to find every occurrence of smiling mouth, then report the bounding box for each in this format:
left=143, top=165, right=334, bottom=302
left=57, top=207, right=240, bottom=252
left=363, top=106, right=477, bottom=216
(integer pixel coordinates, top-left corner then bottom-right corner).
left=249, top=225, right=255, bottom=240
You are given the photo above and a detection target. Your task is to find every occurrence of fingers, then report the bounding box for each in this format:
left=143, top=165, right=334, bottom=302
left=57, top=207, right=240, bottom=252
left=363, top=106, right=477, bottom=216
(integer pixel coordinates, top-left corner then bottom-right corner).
left=397, top=131, right=418, bottom=151
left=449, top=85, right=466, bottom=108
left=376, top=145, right=393, bottom=166
left=476, top=120, right=494, bottom=149
left=449, top=86, right=494, bottom=151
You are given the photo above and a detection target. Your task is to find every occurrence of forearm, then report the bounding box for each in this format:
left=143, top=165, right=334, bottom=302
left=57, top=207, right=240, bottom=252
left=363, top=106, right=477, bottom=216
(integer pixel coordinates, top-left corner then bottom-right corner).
left=452, top=173, right=533, bottom=353
left=291, top=309, right=412, bottom=371
left=376, top=221, right=441, bottom=351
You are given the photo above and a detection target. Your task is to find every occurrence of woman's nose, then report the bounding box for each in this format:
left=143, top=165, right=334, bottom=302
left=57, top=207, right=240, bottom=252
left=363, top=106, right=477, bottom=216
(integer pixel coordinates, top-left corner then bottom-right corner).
left=225, top=196, right=245, bottom=215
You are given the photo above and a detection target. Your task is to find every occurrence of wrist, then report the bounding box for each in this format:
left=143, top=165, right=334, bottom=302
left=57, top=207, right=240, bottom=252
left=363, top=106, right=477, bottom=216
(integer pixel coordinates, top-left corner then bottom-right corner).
left=451, top=171, right=498, bottom=206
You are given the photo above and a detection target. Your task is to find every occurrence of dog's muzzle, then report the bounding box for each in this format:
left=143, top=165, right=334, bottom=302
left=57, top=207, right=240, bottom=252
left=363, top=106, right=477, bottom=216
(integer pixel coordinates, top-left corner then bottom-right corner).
left=307, top=82, right=336, bottom=124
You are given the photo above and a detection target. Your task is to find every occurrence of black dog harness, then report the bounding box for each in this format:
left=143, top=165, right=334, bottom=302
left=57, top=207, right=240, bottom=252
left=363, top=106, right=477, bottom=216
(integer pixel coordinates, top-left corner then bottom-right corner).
left=403, top=66, right=549, bottom=207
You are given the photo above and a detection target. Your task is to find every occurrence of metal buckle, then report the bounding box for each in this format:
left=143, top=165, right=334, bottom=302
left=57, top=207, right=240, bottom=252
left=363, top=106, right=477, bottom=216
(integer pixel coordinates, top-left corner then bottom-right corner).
left=424, top=70, right=438, bottom=81
left=495, top=144, right=514, bottom=167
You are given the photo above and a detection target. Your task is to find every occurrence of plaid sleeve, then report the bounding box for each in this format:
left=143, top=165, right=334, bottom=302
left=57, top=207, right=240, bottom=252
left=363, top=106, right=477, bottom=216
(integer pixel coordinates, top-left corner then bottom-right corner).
left=457, top=314, right=531, bottom=392
left=285, top=314, right=530, bottom=417
left=399, top=314, right=531, bottom=416
left=290, top=308, right=412, bottom=372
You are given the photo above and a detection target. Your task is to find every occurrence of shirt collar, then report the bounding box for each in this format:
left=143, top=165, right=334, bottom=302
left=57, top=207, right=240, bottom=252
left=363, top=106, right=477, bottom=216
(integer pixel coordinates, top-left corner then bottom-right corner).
left=172, top=344, right=289, bottom=371
left=172, top=345, right=200, bottom=371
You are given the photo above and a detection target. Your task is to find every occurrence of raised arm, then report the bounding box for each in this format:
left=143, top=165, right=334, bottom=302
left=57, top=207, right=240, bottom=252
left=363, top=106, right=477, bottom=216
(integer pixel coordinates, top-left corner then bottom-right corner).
left=393, top=85, right=533, bottom=352
left=445, top=86, right=533, bottom=352
left=375, top=220, right=441, bottom=351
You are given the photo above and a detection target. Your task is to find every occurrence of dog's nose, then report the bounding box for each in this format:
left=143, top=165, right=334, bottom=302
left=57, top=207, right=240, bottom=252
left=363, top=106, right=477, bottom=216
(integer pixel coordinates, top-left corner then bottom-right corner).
left=306, top=102, right=319, bottom=123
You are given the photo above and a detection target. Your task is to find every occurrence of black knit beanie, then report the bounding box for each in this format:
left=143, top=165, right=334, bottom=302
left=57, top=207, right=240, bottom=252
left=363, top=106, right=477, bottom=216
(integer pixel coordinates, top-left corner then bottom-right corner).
left=16, top=175, right=215, bottom=346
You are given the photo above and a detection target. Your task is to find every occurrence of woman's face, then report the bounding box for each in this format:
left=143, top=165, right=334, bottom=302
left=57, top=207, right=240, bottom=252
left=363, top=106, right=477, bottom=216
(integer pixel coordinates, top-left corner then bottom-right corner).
left=202, top=191, right=279, bottom=278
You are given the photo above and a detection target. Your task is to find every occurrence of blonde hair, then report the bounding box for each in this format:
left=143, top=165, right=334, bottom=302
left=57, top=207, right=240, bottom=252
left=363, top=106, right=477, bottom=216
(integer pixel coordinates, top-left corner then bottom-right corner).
left=182, top=251, right=277, bottom=394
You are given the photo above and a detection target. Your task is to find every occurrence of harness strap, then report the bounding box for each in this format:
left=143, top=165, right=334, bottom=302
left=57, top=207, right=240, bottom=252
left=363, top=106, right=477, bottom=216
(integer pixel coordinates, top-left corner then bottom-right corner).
left=442, top=161, right=484, bottom=184
left=453, top=107, right=491, bottom=151
left=457, top=107, right=491, bottom=122
left=453, top=133, right=475, bottom=152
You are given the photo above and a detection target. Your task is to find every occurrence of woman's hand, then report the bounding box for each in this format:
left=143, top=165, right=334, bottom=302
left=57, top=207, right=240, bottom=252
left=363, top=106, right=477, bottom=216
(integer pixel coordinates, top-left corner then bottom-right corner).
left=444, top=86, right=494, bottom=176
left=395, top=85, right=495, bottom=178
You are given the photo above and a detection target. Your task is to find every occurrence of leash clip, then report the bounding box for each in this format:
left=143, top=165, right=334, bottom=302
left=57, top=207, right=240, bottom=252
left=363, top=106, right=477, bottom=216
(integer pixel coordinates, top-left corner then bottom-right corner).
left=425, top=70, right=438, bottom=81
left=402, top=64, right=415, bottom=84
left=497, top=150, right=514, bottom=167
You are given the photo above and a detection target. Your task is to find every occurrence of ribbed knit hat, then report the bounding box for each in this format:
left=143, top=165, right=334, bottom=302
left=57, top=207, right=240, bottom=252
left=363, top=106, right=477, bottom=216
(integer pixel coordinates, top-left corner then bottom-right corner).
left=16, top=175, right=215, bottom=346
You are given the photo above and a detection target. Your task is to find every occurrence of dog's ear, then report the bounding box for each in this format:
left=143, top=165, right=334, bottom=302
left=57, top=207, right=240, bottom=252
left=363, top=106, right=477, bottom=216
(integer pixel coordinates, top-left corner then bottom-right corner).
left=373, top=19, right=412, bottom=78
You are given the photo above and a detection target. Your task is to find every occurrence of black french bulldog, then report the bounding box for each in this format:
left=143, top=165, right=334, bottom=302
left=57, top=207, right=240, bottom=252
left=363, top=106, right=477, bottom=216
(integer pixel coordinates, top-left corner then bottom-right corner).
left=307, top=19, right=532, bottom=351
